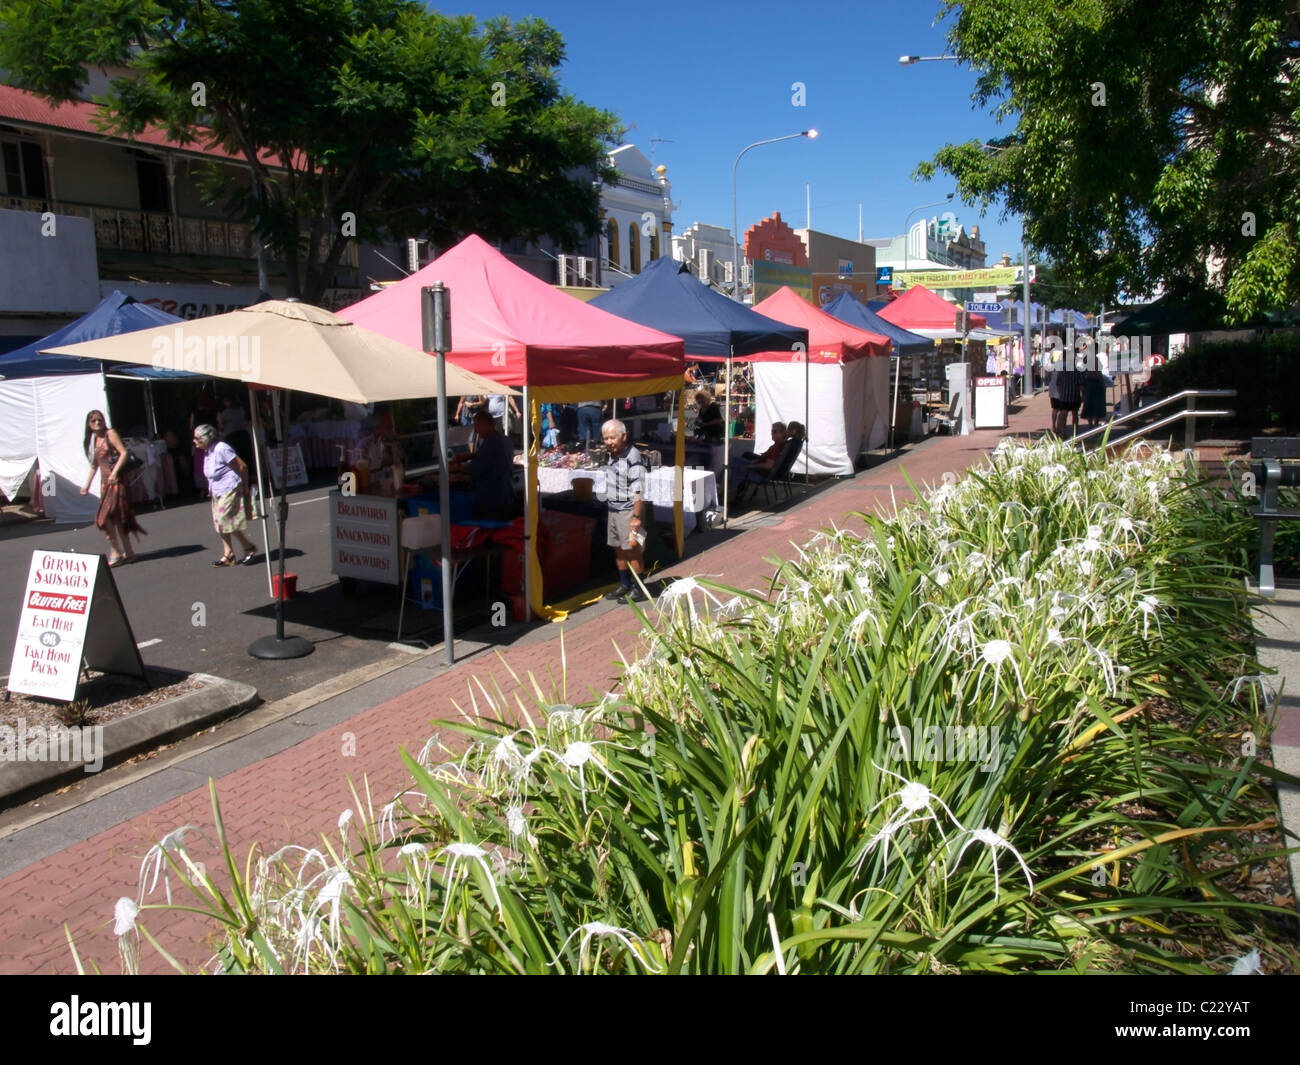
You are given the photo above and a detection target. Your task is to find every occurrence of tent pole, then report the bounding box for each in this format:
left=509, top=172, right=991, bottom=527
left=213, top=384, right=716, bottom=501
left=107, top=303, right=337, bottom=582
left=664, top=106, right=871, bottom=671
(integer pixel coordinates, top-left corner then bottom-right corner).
left=248, top=387, right=273, bottom=598
left=247, top=390, right=312, bottom=659
left=804, top=345, right=811, bottom=482
left=722, top=349, right=732, bottom=527
left=890, top=350, right=900, bottom=450
left=523, top=384, right=533, bottom=623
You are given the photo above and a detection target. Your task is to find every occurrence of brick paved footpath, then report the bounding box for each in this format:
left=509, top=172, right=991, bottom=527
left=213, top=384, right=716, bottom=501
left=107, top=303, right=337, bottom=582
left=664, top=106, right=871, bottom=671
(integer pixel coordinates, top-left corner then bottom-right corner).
left=0, top=395, right=1056, bottom=974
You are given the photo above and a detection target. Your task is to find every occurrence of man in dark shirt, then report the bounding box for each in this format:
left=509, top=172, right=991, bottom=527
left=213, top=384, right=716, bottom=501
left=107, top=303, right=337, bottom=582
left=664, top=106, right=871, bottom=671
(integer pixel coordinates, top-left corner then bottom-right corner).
left=450, top=411, right=516, bottom=519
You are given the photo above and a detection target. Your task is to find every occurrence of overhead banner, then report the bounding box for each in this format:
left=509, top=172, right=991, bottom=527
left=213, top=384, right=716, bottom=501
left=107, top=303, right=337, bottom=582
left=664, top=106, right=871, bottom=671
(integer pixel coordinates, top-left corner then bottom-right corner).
left=753, top=261, right=812, bottom=304
left=897, top=265, right=1036, bottom=289
left=8, top=550, right=146, bottom=701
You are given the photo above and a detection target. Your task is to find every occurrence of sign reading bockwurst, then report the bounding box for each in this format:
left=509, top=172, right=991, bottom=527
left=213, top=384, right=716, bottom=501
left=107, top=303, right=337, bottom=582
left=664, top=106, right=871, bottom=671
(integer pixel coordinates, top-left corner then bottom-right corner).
left=8, top=552, right=97, bottom=700
left=329, top=491, right=399, bottom=584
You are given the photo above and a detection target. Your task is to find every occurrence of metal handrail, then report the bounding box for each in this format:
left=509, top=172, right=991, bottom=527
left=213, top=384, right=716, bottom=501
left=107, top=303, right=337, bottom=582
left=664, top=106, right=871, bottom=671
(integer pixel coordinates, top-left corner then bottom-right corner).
left=1070, top=389, right=1236, bottom=452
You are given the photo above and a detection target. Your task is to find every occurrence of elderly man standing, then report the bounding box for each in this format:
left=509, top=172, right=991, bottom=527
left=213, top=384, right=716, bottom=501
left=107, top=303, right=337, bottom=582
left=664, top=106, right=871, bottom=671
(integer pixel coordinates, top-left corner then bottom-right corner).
left=601, top=418, right=648, bottom=602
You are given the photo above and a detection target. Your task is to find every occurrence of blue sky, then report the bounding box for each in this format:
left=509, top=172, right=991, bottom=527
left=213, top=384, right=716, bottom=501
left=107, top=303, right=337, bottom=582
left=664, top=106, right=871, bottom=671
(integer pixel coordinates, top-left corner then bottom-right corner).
left=444, top=0, right=1025, bottom=262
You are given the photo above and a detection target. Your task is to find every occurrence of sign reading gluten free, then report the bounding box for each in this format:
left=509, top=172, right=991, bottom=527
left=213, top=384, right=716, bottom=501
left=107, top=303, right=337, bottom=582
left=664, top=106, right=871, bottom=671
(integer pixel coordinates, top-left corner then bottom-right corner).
left=7, top=550, right=147, bottom=702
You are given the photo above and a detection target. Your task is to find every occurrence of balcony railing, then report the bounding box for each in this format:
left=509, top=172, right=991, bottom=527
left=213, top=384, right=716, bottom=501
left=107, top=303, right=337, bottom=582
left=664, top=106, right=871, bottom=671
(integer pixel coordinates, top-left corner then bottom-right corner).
left=0, top=195, right=357, bottom=268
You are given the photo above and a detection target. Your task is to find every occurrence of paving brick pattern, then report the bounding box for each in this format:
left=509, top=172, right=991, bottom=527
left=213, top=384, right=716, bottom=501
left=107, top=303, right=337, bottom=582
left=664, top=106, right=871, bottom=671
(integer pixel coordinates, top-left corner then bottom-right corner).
left=0, top=396, right=1055, bottom=974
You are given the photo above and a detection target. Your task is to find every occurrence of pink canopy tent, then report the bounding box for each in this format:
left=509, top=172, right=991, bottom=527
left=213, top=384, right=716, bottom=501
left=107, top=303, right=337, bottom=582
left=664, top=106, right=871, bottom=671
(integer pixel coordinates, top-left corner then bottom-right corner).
left=338, top=235, right=683, bottom=391
left=338, top=235, right=686, bottom=619
left=878, top=285, right=987, bottom=333
left=751, top=287, right=893, bottom=475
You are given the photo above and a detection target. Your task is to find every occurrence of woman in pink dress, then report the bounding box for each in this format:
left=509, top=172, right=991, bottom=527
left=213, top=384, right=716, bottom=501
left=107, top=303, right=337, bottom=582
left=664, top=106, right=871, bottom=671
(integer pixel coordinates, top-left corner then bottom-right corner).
left=79, top=409, right=146, bottom=566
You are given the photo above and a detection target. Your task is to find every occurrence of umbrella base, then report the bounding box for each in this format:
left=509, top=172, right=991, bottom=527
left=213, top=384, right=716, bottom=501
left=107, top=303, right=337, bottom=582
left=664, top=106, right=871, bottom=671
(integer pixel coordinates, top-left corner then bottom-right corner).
left=247, top=634, right=315, bottom=660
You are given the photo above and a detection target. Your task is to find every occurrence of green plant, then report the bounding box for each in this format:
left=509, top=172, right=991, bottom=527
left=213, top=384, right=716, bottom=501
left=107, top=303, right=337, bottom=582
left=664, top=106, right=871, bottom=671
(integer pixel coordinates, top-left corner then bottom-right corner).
left=101, top=438, right=1300, bottom=974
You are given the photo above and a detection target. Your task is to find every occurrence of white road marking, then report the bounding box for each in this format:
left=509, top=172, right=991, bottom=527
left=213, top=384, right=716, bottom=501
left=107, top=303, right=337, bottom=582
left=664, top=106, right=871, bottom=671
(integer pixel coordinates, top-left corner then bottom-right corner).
left=136, top=638, right=163, bottom=649
left=289, top=495, right=330, bottom=507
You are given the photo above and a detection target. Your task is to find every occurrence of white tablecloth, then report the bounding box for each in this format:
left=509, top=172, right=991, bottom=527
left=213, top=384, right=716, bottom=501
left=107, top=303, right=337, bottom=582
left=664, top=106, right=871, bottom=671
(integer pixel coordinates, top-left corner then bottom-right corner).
left=535, top=466, right=717, bottom=513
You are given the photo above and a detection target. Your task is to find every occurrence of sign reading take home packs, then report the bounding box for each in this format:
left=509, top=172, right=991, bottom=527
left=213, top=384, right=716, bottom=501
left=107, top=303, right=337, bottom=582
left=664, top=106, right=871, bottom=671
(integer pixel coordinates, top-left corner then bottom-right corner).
left=7, top=550, right=146, bottom=701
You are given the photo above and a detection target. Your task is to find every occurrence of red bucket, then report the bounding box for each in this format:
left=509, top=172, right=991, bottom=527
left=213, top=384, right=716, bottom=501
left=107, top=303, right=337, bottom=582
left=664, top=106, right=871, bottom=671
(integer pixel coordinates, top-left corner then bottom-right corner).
left=271, top=573, right=298, bottom=599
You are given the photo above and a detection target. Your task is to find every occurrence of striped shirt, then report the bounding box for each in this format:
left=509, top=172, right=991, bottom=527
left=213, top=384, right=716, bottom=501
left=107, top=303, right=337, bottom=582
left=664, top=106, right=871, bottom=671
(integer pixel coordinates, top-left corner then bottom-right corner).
left=606, top=444, right=645, bottom=512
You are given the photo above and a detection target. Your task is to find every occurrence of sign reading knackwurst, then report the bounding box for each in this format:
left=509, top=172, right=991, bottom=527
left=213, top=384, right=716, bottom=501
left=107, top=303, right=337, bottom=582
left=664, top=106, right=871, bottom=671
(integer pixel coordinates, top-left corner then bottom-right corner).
left=329, top=491, right=399, bottom=585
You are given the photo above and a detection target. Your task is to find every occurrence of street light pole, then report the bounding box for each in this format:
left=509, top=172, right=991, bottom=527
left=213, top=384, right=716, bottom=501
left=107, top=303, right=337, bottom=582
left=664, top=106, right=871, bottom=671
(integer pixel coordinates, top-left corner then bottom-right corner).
left=730, top=130, right=817, bottom=305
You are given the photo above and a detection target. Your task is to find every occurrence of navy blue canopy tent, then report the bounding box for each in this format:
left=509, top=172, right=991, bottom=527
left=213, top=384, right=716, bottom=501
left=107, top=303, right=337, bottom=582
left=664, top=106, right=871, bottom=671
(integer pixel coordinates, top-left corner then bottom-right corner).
left=589, top=257, right=808, bottom=523
left=0, top=292, right=198, bottom=523
left=589, top=258, right=806, bottom=357
left=823, top=292, right=932, bottom=355
left=0, top=291, right=192, bottom=379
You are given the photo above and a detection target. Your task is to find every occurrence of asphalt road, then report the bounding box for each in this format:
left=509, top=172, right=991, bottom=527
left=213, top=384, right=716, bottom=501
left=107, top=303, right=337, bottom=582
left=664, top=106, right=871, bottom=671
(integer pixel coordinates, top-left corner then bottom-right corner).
left=0, top=482, right=448, bottom=703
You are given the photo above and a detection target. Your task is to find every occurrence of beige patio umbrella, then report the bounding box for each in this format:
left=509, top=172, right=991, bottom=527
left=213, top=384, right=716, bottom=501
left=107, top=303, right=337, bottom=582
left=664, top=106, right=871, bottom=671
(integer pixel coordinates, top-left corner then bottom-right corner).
left=45, top=300, right=515, bottom=658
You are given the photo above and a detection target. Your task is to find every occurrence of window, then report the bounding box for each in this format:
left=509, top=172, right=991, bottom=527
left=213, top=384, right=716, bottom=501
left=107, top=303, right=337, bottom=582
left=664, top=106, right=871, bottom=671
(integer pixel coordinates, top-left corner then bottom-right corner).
left=606, top=217, right=619, bottom=269
left=137, top=157, right=170, bottom=213
left=628, top=222, right=641, bottom=274
left=1, top=139, right=47, bottom=199
left=649, top=225, right=660, bottom=261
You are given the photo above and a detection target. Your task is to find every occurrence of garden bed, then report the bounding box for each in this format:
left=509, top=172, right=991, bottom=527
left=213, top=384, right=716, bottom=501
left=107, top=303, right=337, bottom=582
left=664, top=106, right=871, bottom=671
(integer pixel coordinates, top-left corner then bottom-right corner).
left=103, top=439, right=1300, bottom=974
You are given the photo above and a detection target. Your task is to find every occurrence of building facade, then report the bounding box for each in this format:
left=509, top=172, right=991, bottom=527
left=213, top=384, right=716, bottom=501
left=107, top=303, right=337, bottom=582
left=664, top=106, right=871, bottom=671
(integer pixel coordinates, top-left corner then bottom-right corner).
left=598, top=144, right=675, bottom=289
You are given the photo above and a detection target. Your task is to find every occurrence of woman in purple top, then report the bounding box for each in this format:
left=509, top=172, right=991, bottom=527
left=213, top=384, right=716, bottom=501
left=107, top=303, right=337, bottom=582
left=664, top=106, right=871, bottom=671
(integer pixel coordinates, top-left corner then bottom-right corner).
left=193, top=424, right=258, bottom=566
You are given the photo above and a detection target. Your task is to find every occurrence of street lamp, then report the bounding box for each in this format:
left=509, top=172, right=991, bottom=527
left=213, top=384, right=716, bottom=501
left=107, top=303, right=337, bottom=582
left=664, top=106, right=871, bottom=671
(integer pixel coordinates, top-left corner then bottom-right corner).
left=898, top=55, right=960, bottom=64
left=730, top=130, right=817, bottom=305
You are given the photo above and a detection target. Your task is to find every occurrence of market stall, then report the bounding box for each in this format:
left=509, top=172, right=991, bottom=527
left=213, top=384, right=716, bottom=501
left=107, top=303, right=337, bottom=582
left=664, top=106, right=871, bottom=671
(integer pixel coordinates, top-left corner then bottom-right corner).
left=339, top=235, right=686, bottom=619
left=588, top=257, right=806, bottom=522
left=46, top=299, right=513, bottom=661
left=750, top=287, right=891, bottom=476
left=0, top=292, right=191, bottom=522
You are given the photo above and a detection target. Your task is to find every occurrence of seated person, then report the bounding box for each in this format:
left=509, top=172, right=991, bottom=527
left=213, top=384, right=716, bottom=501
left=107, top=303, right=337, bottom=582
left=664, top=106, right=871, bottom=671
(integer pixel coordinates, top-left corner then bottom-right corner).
left=692, top=390, right=724, bottom=443
left=733, top=422, right=789, bottom=501
left=357, top=411, right=406, bottom=495
left=448, top=410, right=517, bottom=520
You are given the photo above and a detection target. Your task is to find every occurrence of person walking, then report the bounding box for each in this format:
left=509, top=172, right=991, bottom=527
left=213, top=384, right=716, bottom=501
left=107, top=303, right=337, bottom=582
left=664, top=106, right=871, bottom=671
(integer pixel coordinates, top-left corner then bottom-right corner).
left=80, top=409, right=146, bottom=566
left=193, top=424, right=258, bottom=566
left=601, top=419, right=648, bottom=602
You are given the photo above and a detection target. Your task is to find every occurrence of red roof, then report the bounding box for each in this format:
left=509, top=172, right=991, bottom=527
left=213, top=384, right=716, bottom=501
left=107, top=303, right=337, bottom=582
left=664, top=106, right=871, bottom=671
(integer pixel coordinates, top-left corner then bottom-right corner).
left=0, top=83, right=277, bottom=166
left=877, top=284, right=988, bottom=330
left=750, top=287, right=891, bottom=362
left=338, top=234, right=684, bottom=388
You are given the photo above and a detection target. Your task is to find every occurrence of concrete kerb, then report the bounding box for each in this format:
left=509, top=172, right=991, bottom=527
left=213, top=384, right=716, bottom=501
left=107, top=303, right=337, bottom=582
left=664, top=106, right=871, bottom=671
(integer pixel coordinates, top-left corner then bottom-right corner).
left=0, top=674, right=259, bottom=811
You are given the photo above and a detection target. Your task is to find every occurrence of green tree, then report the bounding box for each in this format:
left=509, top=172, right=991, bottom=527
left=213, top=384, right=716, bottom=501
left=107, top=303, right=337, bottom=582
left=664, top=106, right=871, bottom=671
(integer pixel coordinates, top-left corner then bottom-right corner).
left=0, top=0, right=621, bottom=301
left=915, top=0, right=1300, bottom=322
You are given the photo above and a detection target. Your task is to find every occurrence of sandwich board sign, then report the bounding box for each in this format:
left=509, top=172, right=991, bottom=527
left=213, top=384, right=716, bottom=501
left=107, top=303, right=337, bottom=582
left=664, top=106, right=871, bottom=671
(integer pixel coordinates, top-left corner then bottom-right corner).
left=7, top=551, right=147, bottom=702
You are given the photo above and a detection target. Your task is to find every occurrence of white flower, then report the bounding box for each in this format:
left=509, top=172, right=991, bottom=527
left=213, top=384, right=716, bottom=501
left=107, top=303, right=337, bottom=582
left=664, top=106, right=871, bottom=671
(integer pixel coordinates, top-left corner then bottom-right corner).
left=950, top=827, right=1035, bottom=901
left=436, top=841, right=504, bottom=922
left=1137, top=594, right=1162, bottom=640
left=113, top=897, right=140, bottom=975
left=1229, top=948, right=1262, bottom=975
left=656, top=576, right=725, bottom=621
left=378, top=801, right=400, bottom=844
left=552, top=921, right=662, bottom=973
left=970, top=639, right=1026, bottom=705
left=138, top=824, right=201, bottom=904
left=854, top=764, right=963, bottom=876
left=113, top=896, right=139, bottom=936
left=506, top=805, right=527, bottom=840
